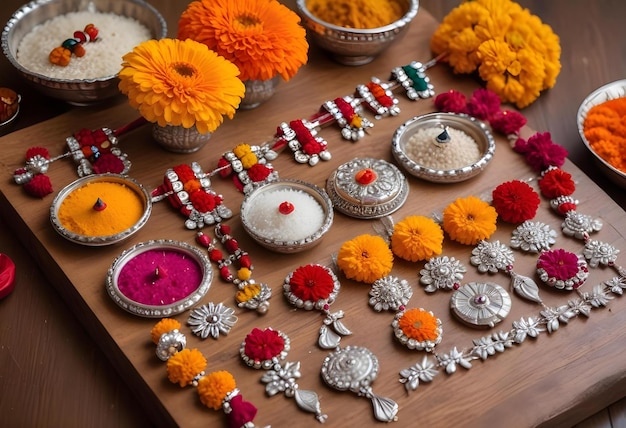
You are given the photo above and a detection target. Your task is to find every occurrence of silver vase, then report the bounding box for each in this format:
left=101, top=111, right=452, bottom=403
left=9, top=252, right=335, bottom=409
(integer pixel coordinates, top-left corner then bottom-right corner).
left=240, top=76, right=280, bottom=109
left=151, top=123, right=212, bottom=153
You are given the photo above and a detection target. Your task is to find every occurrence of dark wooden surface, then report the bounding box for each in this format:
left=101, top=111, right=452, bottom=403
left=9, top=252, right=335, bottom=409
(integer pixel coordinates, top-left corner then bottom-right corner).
left=1, top=1, right=625, bottom=428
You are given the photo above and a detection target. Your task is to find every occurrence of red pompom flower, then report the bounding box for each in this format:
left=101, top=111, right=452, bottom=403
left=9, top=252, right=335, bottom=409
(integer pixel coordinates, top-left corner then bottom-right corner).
left=287, top=264, right=337, bottom=303
left=242, top=327, right=286, bottom=362
left=489, top=110, right=527, bottom=136
left=434, top=90, right=468, bottom=114
left=513, top=132, right=568, bottom=172
left=491, top=180, right=540, bottom=223
left=538, top=167, right=576, bottom=199
left=467, top=88, right=501, bottom=121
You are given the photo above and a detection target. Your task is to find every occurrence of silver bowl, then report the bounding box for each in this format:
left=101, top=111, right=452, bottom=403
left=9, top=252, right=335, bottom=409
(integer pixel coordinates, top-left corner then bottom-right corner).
left=2, top=0, right=167, bottom=105
left=577, top=79, right=626, bottom=189
left=392, top=112, right=495, bottom=183
left=296, top=0, right=419, bottom=66
left=50, top=173, right=152, bottom=246
left=105, top=239, right=213, bottom=317
left=240, top=179, right=334, bottom=253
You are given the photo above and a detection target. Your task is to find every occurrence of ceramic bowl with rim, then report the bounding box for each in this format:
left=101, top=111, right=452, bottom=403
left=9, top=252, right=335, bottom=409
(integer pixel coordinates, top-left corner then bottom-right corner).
left=296, top=0, right=419, bottom=66
left=392, top=112, right=496, bottom=183
left=577, top=79, right=626, bottom=189
left=240, top=179, right=334, bottom=253
left=50, top=173, right=152, bottom=246
left=1, top=0, right=167, bottom=105
left=105, top=239, right=213, bottom=318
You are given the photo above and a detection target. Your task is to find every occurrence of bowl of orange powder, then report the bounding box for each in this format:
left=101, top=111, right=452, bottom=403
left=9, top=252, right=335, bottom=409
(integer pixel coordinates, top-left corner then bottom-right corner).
left=578, top=80, right=626, bottom=189
left=296, top=0, right=418, bottom=66
left=50, top=174, right=152, bottom=246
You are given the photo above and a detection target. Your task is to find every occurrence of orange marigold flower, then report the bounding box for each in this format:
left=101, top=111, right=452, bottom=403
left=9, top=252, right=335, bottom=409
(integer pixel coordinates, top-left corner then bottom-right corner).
left=443, top=196, right=498, bottom=245
left=391, top=216, right=444, bottom=262
left=197, top=370, right=236, bottom=410
left=118, top=38, right=244, bottom=134
left=337, top=234, right=393, bottom=284
left=397, top=308, right=441, bottom=343
left=150, top=318, right=182, bottom=345
left=166, top=348, right=207, bottom=387
left=177, top=0, right=308, bottom=82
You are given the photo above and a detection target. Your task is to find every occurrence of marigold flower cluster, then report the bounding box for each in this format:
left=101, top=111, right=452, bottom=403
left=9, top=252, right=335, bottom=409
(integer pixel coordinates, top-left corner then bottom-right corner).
left=430, top=0, right=561, bottom=108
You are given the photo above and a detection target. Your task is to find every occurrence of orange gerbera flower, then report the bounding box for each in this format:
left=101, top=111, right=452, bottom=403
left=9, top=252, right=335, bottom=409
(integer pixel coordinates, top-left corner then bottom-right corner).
left=337, top=234, right=393, bottom=284
left=396, top=308, right=441, bottom=343
left=442, top=196, right=498, bottom=245
left=118, top=38, right=244, bottom=134
left=177, top=0, right=308, bottom=81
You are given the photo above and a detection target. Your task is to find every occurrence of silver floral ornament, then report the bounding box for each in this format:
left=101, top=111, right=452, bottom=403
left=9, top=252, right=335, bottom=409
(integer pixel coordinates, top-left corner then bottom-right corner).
left=187, top=302, right=238, bottom=339
left=561, top=210, right=603, bottom=240
left=321, top=345, right=398, bottom=423
left=471, top=240, right=543, bottom=304
left=582, top=239, right=620, bottom=268
left=419, top=256, right=466, bottom=292
left=450, top=282, right=512, bottom=328
left=369, top=275, right=412, bottom=312
left=510, top=220, right=557, bottom=253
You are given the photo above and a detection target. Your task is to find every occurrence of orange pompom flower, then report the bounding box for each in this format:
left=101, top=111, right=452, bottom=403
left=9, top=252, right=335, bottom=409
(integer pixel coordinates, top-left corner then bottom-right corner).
left=150, top=318, right=182, bottom=345
left=391, top=216, right=444, bottom=262
left=443, top=196, right=498, bottom=245
left=166, top=348, right=207, bottom=387
left=118, top=38, right=244, bottom=134
left=337, top=234, right=393, bottom=284
left=197, top=370, right=236, bottom=410
left=177, top=0, right=308, bottom=82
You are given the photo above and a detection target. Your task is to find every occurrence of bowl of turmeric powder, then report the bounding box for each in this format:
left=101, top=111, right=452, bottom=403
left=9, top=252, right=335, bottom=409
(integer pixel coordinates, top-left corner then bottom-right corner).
left=577, top=80, right=626, bottom=189
left=296, top=0, right=418, bottom=66
left=50, top=174, right=152, bottom=246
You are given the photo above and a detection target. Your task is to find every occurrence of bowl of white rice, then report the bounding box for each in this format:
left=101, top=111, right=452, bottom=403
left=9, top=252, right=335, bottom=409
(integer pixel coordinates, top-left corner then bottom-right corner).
left=240, top=179, right=334, bottom=253
left=391, top=112, right=496, bottom=183
left=2, top=0, right=166, bottom=105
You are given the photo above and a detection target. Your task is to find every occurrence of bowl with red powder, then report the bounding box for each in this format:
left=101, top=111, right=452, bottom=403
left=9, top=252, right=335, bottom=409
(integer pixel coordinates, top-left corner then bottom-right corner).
left=296, top=0, right=418, bottom=66
left=577, top=79, right=626, bottom=189
left=106, top=239, right=213, bottom=317
left=50, top=174, right=152, bottom=246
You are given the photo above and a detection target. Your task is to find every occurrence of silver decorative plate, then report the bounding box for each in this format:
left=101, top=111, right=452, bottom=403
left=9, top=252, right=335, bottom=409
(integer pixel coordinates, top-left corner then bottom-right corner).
left=450, top=282, right=512, bottom=328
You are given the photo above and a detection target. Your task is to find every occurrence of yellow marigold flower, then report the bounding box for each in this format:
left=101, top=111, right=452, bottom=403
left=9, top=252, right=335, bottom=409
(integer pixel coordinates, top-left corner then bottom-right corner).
left=430, top=0, right=561, bottom=108
left=397, top=308, right=441, bottom=343
left=150, top=318, right=181, bottom=345
left=443, top=196, right=498, bottom=245
left=391, top=216, right=443, bottom=262
left=337, top=234, right=393, bottom=284
left=166, top=348, right=207, bottom=387
left=118, top=38, right=244, bottom=134
left=197, top=370, right=236, bottom=410
left=236, top=283, right=261, bottom=303
left=177, top=0, right=308, bottom=82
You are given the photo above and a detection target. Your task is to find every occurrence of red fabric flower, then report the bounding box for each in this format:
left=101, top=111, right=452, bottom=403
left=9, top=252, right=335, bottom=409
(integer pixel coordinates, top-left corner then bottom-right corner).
left=434, top=90, right=468, bottom=114
left=491, top=180, right=540, bottom=223
left=23, top=174, right=53, bottom=198
left=537, top=249, right=580, bottom=281
left=513, top=132, right=568, bottom=172
left=189, top=191, right=217, bottom=213
left=243, top=327, right=285, bottom=362
left=92, top=153, right=125, bottom=174
left=538, top=167, right=576, bottom=199
left=467, top=88, right=501, bottom=121
left=489, top=110, right=527, bottom=136
left=217, top=157, right=232, bottom=178
left=172, top=164, right=196, bottom=183
left=247, top=163, right=272, bottom=182
left=287, top=264, right=336, bottom=302
left=25, top=146, right=50, bottom=160
left=227, top=394, right=257, bottom=428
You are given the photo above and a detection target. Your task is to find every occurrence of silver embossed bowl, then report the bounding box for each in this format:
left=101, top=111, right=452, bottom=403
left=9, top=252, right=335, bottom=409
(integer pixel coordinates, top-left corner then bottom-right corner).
left=50, top=174, right=152, bottom=246
left=296, top=0, right=419, bottom=66
left=2, top=0, right=167, bottom=105
left=106, top=239, right=213, bottom=317
left=392, top=112, right=496, bottom=183
left=577, top=79, right=626, bottom=189
left=240, top=179, right=334, bottom=253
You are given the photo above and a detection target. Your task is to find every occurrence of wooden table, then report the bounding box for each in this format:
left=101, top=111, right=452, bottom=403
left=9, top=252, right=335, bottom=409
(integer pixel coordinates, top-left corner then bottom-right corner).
left=1, top=2, right=625, bottom=427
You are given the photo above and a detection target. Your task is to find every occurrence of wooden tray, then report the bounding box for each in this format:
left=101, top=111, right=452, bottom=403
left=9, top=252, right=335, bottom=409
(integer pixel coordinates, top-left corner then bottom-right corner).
left=1, top=10, right=625, bottom=428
